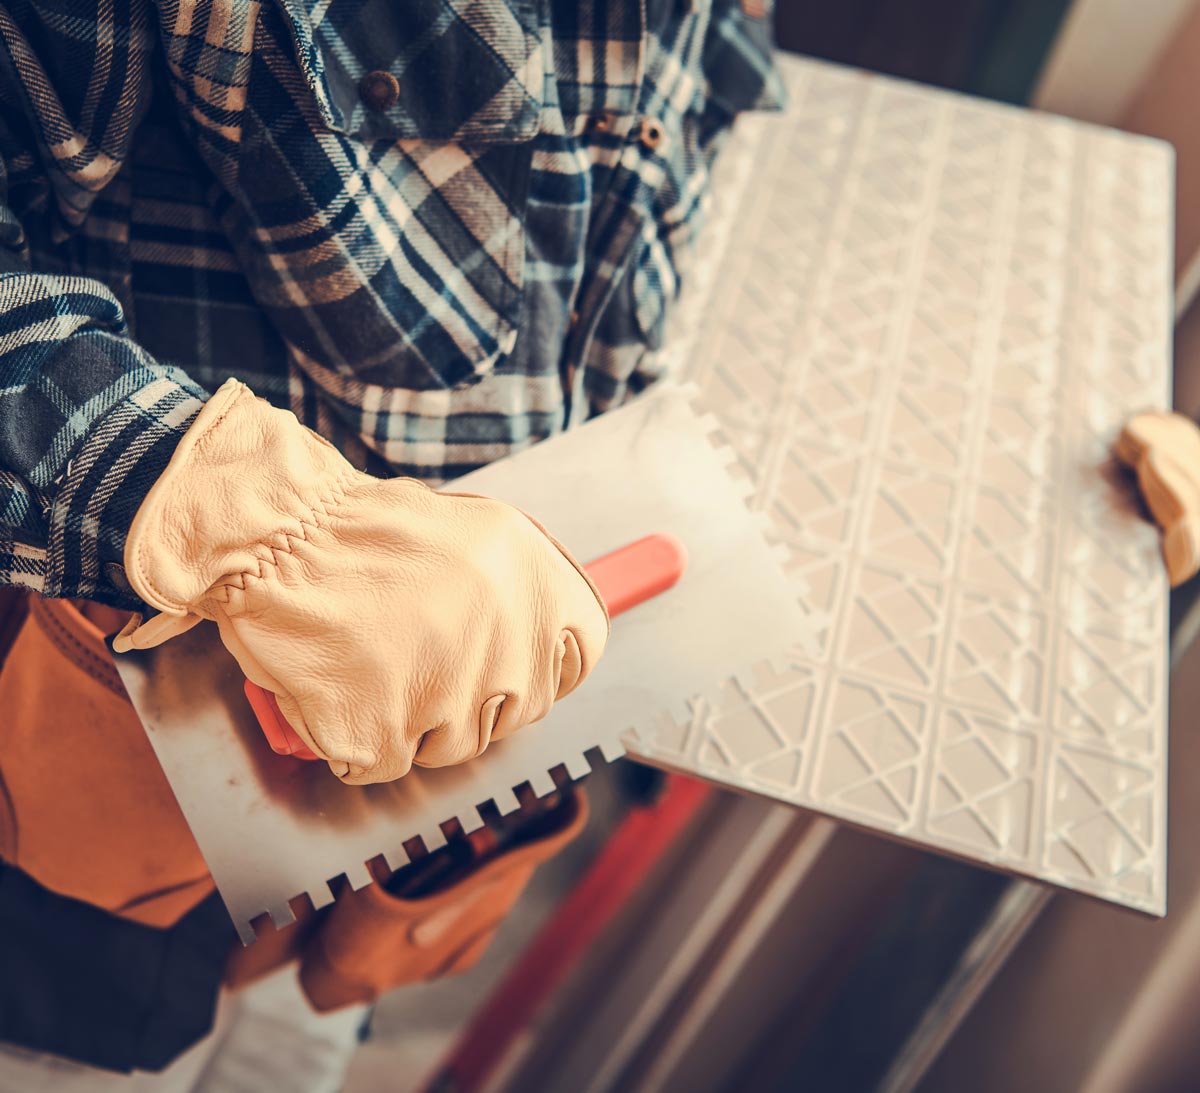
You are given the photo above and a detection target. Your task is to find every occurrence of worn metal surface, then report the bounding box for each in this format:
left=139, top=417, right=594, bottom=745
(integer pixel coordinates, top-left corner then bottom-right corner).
left=112, top=384, right=810, bottom=943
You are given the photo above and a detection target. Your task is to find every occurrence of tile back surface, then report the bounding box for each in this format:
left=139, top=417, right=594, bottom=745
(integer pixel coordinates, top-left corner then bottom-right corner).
left=625, top=57, right=1172, bottom=914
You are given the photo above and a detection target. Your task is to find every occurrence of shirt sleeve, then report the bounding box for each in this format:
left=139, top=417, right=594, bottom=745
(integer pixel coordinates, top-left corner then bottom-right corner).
left=0, top=217, right=208, bottom=609
left=0, top=1, right=210, bottom=608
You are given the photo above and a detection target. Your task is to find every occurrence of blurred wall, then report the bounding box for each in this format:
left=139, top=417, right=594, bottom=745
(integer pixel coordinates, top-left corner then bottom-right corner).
left=1034, top=0, right=1196, bottom=125
left=774, top=0, right=1072, bottom=102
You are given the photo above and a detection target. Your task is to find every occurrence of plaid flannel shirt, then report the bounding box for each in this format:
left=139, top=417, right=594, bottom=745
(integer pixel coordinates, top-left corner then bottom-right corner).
left=0, top=0, right=782, bottom=608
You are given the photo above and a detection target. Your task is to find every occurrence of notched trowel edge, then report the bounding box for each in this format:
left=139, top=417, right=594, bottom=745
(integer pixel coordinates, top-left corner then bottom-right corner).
left=111, top=383, right=816, bottom=944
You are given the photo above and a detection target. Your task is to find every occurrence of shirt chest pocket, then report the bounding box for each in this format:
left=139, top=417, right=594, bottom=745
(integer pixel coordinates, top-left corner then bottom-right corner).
left=276, top=0, right=544, bottom=142
left=169, top=0, right=546, bottom=392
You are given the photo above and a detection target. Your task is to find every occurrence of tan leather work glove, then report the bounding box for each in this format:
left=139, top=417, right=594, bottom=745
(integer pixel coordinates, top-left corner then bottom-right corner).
left=112, top=379, right=609, bottom=783
left=1115, top=410, right=1200, bottom=586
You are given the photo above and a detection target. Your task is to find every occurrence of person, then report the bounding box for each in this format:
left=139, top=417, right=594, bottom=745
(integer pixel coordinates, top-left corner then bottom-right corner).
left=0, top=0, right=786, bottom=1081
left=1115, top=410, right=1200, bottom=588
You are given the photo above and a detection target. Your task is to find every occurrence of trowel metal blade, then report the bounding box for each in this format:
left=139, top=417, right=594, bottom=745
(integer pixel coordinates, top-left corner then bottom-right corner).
left=111, top=384, right=814, bottom=943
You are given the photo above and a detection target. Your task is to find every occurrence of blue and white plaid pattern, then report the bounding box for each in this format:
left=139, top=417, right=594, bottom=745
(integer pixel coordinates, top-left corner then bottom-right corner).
left=0, top=0, right=783, bottom=607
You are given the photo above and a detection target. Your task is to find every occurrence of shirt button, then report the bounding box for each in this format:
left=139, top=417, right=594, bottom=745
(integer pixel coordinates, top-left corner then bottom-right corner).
left=638, top=117, right=666, bottom=152
left=104, top=562, right=134, bottom=597
left=360, top=70, right=400, bottom=111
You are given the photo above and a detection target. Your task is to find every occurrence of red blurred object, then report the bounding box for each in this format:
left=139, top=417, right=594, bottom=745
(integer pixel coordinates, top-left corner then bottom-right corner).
left=424, top=772, right=711, bottom=1093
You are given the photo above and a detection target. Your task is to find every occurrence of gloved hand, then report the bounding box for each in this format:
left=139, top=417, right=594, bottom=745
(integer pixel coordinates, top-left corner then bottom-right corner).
left=112, top=379, right=609, bottom=783
left=1115, top=409, right=1200, bottom=587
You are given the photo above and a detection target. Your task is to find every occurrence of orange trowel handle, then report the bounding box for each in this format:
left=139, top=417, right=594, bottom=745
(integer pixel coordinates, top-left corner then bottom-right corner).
left=582, top=531, right=687, bottom=616
left=243, top=532, right=688, bottom=761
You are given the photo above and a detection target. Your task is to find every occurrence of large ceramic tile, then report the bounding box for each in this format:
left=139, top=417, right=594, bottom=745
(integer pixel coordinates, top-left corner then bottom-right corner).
left=627, top=57, right=1171, bottom=914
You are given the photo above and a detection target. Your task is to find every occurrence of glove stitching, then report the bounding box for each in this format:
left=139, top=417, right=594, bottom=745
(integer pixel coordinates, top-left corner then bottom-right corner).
left=135, top=467, right=358, bottom=609
left=208, top=473, right=359, bottom=599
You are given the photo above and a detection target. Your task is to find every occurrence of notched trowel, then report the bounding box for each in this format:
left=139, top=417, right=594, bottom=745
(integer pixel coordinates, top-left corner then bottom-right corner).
left=111, top=384, right=813, bottom=943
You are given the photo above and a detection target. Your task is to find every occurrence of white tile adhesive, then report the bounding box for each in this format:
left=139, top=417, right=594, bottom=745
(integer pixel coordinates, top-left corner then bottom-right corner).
left=628, top=57, right=1172, bottom=914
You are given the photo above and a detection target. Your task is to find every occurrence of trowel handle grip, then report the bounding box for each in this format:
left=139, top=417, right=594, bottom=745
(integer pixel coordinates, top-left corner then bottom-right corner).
left=244, top=684, right=317, bottom=760
left=584, top=532, right=688, bottom=616
left=244, top=533, right=688, bottom=761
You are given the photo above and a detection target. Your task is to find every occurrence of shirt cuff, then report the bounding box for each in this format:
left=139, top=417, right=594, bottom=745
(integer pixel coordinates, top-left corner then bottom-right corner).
left=45, top=354, right=207, bottom=608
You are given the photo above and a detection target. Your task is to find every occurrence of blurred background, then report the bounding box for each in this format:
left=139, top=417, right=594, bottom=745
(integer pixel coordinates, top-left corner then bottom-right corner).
left=774, top=0, right=1074, bottom=103
left=335, top=4, right=1200, bottom=1091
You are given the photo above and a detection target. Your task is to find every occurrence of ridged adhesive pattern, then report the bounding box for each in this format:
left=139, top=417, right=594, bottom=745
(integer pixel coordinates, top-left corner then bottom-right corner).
left=625, top=57, right=1172, bottom=915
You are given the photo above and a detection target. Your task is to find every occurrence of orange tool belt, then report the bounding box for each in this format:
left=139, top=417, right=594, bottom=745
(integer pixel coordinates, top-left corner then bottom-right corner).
left=0, top=588, right=585, bottom=1066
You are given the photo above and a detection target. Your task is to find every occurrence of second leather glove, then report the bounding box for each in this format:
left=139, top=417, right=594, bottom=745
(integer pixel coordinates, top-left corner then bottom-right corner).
left=113, top=379, right=609, bottom=783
